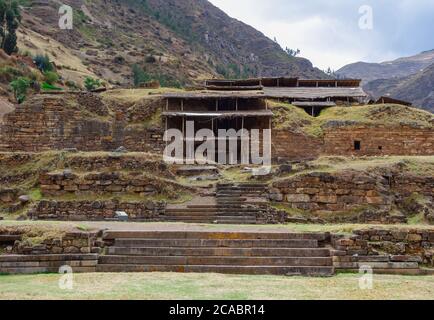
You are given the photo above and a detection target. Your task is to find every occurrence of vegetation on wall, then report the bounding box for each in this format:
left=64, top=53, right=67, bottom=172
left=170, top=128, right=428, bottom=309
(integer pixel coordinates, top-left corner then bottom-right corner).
left=10, top=76, right=30, bottom=103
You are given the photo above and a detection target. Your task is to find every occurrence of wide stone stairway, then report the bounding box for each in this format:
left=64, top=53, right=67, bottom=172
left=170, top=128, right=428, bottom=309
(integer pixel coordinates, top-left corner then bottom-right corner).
left=97, top=230, right=335, bottom=276
left=164, top=183, right=270, bottom=224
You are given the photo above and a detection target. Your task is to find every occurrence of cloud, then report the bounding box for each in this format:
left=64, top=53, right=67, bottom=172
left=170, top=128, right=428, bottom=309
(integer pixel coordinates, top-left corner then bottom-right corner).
left=209, top=0, right=434, bottom=70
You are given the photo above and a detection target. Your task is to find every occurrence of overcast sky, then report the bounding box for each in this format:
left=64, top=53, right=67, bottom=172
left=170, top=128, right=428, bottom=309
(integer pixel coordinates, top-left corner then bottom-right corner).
left=208, top=0, right=434, bottom=71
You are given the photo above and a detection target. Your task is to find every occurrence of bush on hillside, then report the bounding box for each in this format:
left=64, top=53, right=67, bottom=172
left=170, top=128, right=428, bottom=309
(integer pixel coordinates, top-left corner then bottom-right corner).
left=84, top=77, right=101, bottom=91
left=10, top=77, right=30, bottom=103
left=43, top=71, right=59, bottom=85
left=34, top=54, right=53, bottom=72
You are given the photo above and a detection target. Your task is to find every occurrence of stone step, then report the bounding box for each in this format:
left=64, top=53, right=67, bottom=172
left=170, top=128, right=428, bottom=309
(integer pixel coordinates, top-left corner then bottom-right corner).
left=163, top=219, right=258, bottom=225
left=0, top=235, right=22, bottom=243
left=0, top=266, right=96, bottom=275
left=164, top=213, right=258, bottom=218
left=106, top=247, right=331, bottom=257
left=187, top=205, right=268, bottom=209
left=114, top=238, right=319, bottom=248
left=166, top=209, right=259, bottom=214
left=217, top=185, right=268, bottom=189
left=216, top=192, right=266, bottom=195
left=334, top=261, right=419, bottom=269
left=0, top=254, right=98, bottom=262
left=163, top=216, right=257, bottom=221
left=336, top=269, right=422, bottom=276
left=99, top=255, right=333, bottom=266
left=213, top=220, right=258, bottom=225
left=95, top=264, right=334, bottom=276
left=0, top=260, right=98, bottom=268
left=103, top=231, right=328, bottom=241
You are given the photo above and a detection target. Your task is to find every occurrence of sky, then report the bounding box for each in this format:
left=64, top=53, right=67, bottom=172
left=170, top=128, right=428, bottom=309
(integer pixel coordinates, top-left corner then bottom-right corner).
left=208, top=0, right=434, bottom=71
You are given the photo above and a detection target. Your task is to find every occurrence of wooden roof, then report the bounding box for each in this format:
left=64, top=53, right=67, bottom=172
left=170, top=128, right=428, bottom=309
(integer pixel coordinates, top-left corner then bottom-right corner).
left=263, top=87, right=368, bottom=99
left=162, top=110, right=273, bottom=118
left=163, top=91, right=267, bottom=99
left=375, top=96, right=412, bottom=106
left=292, top=101, right=337, bottom=107
left=205, top=77, right=362, bottom=88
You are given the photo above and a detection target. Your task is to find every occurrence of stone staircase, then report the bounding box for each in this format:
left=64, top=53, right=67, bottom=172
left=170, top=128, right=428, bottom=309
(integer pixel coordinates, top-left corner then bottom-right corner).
left=164, top=183, right=270, bottom=224
left=0, top=254, right=98, bottom=274
left=97, top=231, right=335, bottom=276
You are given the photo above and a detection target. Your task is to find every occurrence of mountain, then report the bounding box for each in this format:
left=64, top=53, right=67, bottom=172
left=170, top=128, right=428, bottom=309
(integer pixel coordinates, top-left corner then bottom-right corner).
left=17, top=0, right=326, bottom=87
left=337, top=50, right=434, bottom=112
left=336, top=50, right=434, bottom=83
left=364, top=63, right=434, bottom=112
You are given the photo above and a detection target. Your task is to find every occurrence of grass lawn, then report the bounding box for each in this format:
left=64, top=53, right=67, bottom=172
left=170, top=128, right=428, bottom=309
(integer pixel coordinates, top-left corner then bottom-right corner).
left=0, top=272, right=433, bottom=300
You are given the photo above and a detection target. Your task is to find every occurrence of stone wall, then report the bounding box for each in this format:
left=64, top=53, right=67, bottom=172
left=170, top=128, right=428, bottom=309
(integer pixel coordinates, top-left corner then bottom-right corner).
left=0, top=94, right=165, bottom=153
left=323, top=125, right=434, bottom=156
left=272, top=126, right=434, bottom=160
left=39, top=171, right=173, bottom=197
left=271, top=170, right=433, bottom=223
left=0, top=227, right=103, bottom=255
left=272, top=130, right=321, bottom=161
left=332, top=228, right=434, bottom=267
left=62, top=154, right=171, bottom=175
left=1, top=94, right=432, bottom=160
left=30, top=200, right=166, bottom=221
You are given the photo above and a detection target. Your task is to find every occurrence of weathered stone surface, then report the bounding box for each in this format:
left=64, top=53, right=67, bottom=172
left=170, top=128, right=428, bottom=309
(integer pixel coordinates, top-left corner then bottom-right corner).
left=286, top=194, right=310, bottom=203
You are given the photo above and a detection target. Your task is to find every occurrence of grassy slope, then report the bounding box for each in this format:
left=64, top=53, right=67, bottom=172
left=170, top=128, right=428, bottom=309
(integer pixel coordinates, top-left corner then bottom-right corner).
left=0, top=273, right=433, bottom=300
left=270, top=102, right=434, bottom=137
left=1, top=221, right=433, bottom=234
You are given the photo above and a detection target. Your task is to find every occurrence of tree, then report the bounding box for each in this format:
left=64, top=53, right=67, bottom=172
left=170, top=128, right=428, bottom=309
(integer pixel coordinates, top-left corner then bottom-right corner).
left=325, top=67, right=336, bottom=77
left=285, top=47, right=300, bottom=57
left=84, top=77, right=101, bottom=91
left=0, top=0, right=21, bottom=55
left=10, top=76, right=30, bottom=103
left=132, top=64, right=151, bottom=86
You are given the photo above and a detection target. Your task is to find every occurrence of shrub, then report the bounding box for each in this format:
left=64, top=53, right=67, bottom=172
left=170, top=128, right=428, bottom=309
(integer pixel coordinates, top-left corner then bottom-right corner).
left=10, top=77, right=30, bottom=103
left=34, top=54, right=53, bottom=72
left=0, top=66, right=23, bottom=82
left=65, top=80, right=80, bottom=90
left=132, top=64, right=151, bottom=86
left=84, top=77, right=101, bottom=91
left=43, top=71, right=59, bottom=85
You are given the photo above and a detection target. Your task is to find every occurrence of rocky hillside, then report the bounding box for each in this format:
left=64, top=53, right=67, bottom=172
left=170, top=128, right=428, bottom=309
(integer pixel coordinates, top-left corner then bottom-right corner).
left=337, top=50, right=434, bottom=112
left=17, top=0, right=326, bottom=87
left=364, top=63, right=434, bottom=113
left=337, top=50, right=434, bottom=84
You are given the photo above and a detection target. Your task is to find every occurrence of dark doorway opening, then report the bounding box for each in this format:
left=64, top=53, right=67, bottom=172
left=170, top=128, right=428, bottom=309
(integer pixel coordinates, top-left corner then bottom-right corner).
left=354, top=141, right=361, bottom=151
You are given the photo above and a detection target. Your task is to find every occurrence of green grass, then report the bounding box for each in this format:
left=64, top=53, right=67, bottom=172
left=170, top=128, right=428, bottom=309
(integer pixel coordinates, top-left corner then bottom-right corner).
left=0, top=273, right=433, bottom=300
left=270, top=102, right=434, bottom=138
left=1, top=220, right=432, bottom=234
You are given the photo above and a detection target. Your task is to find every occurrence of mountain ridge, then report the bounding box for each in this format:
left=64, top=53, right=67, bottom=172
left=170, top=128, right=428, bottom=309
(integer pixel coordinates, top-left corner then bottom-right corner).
left=337, top=50, right=434, bottom=112
left=337, top=50, right=434, bottom=84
